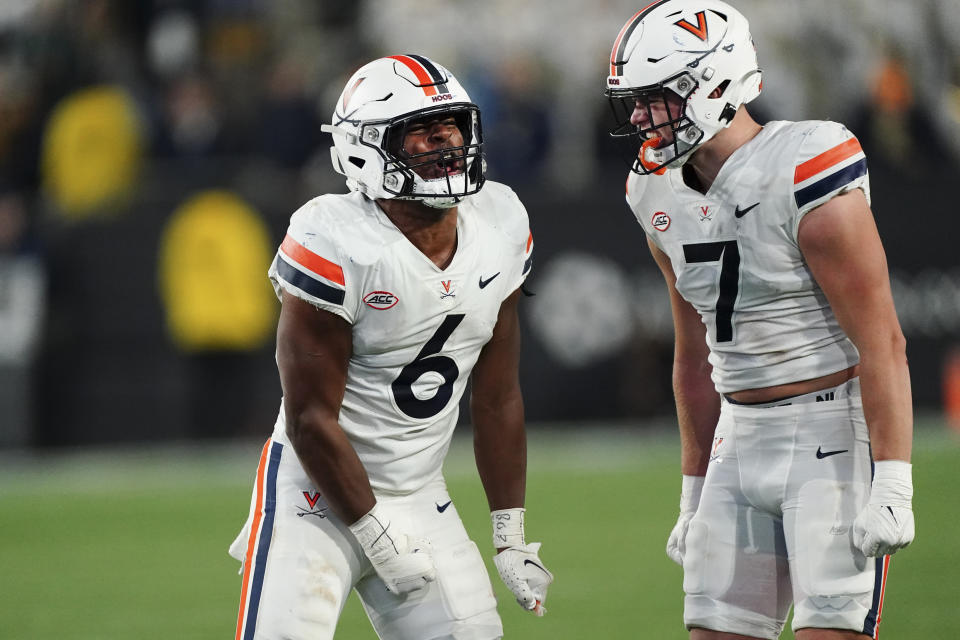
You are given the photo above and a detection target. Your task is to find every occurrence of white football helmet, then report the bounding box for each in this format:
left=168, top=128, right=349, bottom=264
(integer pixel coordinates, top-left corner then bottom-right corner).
left=321, top=55, right=485, bottom=208
left=606, top=0, right=762, bottom=174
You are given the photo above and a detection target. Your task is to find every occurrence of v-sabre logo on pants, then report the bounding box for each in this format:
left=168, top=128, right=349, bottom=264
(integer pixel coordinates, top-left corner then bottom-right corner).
left=297, top=491, right=329, bottom=518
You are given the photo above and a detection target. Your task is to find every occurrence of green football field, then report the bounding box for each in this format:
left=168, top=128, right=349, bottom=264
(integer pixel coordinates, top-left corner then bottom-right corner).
left=1, top=418, right=957, bottom=639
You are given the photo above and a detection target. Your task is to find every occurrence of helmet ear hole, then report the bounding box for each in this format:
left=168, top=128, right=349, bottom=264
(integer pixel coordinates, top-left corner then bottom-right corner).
left=349, top=156, right=366, bottom=169
left=710, top=80, right=731, bottom=99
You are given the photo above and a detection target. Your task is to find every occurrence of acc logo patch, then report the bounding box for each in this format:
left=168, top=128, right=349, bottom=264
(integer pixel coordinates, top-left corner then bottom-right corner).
left=651, top=211, right=671, bottom=232
left=363, top=290, right=398, bottom=310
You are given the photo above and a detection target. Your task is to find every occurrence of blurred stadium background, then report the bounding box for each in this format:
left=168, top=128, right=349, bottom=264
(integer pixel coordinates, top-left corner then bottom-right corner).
left=1, top=1, right=959, bottom=637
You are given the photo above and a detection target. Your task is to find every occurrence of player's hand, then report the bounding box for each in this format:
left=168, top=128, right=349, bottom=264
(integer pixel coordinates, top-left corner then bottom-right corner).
left=853, top=460, right=915, bottom=557
left=494, top=542, right=553, bottom=616
left=349, top=503, right=436, bottom=595
left=666, top=475, right=704, bottom=566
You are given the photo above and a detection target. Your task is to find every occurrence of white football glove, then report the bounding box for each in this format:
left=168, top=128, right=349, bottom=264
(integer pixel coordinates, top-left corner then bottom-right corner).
left=666, top=475, right=704, bottom=566
left=349, top=503, right=436, bottom=595
left=853, top=460, right=915, bottom=557
left=494, top=543, right=553, bottom=616
left=491, top=508, right=553, bottom=616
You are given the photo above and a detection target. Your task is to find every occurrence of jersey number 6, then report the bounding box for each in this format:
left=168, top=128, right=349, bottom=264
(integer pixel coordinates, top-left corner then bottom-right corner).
left=682, top=240, right=740, bottom=343
left=392, top=314, right=465, bottom=419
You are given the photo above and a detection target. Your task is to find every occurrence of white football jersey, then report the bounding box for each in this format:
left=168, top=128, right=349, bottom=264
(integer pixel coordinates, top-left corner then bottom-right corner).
left=627, top=120, right=866, bottom=393
left=267, top=182, right=533, bottom=494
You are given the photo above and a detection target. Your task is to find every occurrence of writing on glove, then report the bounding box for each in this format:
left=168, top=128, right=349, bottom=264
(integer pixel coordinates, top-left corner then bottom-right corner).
left=349, top=503, right=436, bottom=595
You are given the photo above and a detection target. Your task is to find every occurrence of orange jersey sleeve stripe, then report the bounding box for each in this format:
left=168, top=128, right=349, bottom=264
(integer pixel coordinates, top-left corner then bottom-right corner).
left=235, top=440, right=271, bottom=640
left=794, top=137, right=863, bottom=184
left=387, top=55, right=438, bottom=96
left=280, top=234, right=345, bottom=286
left=526, top=231, right=533, bottom=253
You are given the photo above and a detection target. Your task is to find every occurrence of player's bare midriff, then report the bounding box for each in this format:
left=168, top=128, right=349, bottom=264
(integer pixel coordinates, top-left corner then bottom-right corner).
left=725, top=364, right=859, bottom=404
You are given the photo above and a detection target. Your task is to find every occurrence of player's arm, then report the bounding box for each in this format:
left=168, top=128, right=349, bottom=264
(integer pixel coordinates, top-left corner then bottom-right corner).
left=798, top=189, right=911, bottom=462
left=471, top=287, right=526, bottom=513
left=648, top=236, right=719, bottom=475
left=798, top=188, right=915, bottom=556
left=649, top=236, right=719, bottom=566
left=277, top=290, right=375, bottom=523
left=277, top=289, right=436, bottom=592
left=471, top=287, right=552, bottom=616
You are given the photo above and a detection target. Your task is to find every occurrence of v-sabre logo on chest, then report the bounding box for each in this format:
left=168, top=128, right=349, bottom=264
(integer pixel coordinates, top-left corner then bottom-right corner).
left=440, top=280, right=456, bottom=299
left=696, top=204, right=714, bottom=222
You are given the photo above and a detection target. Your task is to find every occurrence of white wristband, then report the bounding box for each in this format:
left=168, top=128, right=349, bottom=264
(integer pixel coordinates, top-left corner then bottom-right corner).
left=870, top=460, right=913, bottom=506
left=680, top=475, right=705, bottom=512
left=348, top=503, right=394, bottom=560
left=491, top=507, right=526, bottom=549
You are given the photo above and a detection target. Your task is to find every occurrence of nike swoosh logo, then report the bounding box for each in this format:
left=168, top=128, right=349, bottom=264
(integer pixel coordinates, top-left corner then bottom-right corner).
left=479, top=272, right=500, bottom=289
left=524, top=559, right=549, bottom=573
left=734, top=202, right=760, bottom=218
left=816, top=446, right=848, bottom=459
left=436, top=500, right=452, bottom=513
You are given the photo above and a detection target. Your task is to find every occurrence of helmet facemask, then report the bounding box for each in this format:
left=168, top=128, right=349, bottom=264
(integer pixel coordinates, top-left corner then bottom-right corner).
left=607, top=71, right=707, bottom=175
left=323, top=55, right=488, bottom=208
left=378, top=105, right=485, bottom=209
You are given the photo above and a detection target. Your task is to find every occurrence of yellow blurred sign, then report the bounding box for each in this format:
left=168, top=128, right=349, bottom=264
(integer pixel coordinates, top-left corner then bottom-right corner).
left=159, top=190, right=277, bottom=351
left=41, top=86, right=143, bottom=218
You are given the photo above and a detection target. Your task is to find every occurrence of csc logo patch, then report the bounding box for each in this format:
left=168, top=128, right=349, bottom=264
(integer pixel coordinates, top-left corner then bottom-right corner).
left=364, top=291, right=399, bottom=310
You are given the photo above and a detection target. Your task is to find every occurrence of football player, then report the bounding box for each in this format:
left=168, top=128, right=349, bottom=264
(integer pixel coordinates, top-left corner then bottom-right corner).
left=229, top=54, right=552, bottom=640
left=605, top=2, right=914, bottom=639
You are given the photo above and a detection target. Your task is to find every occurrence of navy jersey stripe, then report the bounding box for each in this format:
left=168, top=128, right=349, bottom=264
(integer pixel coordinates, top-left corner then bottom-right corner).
left=408, top=54, right=449, bottom=94
left=794, top=158, right=867, bottom=210
left=861, top=556, right=886, bottom=637
left=277, top=256, right=346, bottom=305
left=242, top=441, right=283, bottom=640
left=522, top=255, right=533, bottom=276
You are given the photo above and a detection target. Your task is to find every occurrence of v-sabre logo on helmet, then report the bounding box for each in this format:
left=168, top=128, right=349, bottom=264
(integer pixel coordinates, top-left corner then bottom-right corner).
left=675, top=11, right=709, bottom=41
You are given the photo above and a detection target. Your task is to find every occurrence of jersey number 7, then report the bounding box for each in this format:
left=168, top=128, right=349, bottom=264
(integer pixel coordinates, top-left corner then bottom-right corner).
left=392, top=314, right=465, bottom=419
left=682, top=240, right=740, bottom=343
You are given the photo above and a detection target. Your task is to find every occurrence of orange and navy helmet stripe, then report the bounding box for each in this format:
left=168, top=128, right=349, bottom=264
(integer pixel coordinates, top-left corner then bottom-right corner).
left=387, top=54, right=449, bottom=96
left=522, top=231, right=534, bottom=276
left=610, top=0, right=670, bottom=76
left=235, top=439, right=284, bottom=640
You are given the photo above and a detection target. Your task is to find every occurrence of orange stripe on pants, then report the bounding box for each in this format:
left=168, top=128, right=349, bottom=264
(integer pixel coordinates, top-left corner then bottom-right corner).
left=235, top=439, right=272, bottom=640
